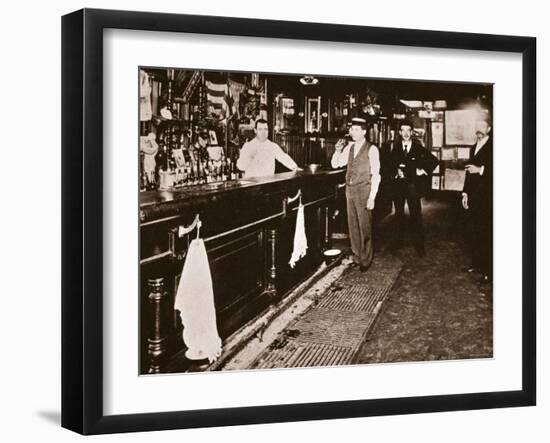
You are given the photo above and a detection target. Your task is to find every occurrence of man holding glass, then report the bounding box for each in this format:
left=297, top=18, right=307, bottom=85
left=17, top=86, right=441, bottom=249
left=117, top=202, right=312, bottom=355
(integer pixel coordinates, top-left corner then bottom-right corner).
left=331, top=118, right=381, bottom=272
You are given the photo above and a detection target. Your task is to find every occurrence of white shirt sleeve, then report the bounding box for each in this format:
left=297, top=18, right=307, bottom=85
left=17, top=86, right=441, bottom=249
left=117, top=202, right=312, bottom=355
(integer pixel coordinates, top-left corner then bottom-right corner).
left=368, top=145, right=381, bottom=201
left=236, top=142, right=252, bottom=171
left=331, top=143, right=351, bottom=168
left=273, top=143, right=299, bottom=171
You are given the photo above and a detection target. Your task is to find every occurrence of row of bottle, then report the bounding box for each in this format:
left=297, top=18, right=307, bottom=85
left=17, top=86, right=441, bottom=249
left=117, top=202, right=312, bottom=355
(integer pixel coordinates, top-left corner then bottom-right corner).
left=156, top=157, right=242, bottom=190
left=182, top=157, right=242, bottom=185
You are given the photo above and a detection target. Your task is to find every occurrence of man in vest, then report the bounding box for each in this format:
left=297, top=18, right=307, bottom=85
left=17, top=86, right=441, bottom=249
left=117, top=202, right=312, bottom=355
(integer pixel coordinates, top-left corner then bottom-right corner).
left=331, top=118, right=381, bottom=272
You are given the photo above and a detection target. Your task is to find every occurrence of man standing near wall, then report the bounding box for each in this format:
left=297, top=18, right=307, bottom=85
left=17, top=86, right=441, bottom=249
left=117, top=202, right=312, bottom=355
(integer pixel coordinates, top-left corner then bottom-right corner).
left=331, top=118, right=381, bottom=272
left=462, top=117, right=493, bottom=284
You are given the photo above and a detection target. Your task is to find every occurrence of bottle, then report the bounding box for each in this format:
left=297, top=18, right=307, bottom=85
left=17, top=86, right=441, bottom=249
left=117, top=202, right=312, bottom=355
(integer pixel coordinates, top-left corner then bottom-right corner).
left=182, top=162, right=189, bottom=186
left=199, top=161, right=206, bottom=184
left=208, top=160, right=216, bottom=183
left=194, top=163, right=200, bottom=185
left=140, top=152, right=147, bottom=191
left=189, top=163, right=195, bottom=185
left=229, top=159, right=236, bottom=180
left=234, top=157, right=241, bottom=180
left=145, top=171, right=153, bottom=190
left=140, top=169, right=147, bottom=191
left=163, top=140, right=170, bottom=172
left=197, top=162, right=203, bottom=184
left=221, top=158, right=228, bottom=181
left=204, top=163, right=209, bottom=184
left=196, top=161, right=202, bottom=185
left=156, top=141, right=166, bottom=172
left=204, top=161, right=209, bottom=184
left=205, top=161, right=212, bottom=183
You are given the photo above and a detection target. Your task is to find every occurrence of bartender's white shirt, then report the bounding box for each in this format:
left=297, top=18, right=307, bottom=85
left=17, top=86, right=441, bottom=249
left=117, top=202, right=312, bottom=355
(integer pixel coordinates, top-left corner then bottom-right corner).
left=331, top=140, right=381, bottom=202
left=237, top=138, right=299, bottom=178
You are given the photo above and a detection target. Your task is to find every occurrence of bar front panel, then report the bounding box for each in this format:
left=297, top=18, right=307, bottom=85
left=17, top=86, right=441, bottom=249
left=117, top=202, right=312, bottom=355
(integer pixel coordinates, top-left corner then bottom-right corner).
left=140, top=170, right=345, bottom=373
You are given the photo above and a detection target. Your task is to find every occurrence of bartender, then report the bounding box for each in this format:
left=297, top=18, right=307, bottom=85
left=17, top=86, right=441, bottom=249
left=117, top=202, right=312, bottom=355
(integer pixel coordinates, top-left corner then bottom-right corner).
left=237, top=119, right=302, bottom=178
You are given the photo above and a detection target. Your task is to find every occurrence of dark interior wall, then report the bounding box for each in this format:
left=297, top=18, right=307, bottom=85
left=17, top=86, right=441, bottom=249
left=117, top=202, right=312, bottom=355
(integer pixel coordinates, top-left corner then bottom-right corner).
left=264, top=73, right=492, bottom=110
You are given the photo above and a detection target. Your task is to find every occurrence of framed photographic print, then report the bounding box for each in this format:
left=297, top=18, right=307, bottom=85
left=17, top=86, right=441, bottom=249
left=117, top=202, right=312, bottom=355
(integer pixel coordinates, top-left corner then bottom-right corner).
left=62, top=8, right=536, bottom=435
left=208, top=129, right=218, bottom=146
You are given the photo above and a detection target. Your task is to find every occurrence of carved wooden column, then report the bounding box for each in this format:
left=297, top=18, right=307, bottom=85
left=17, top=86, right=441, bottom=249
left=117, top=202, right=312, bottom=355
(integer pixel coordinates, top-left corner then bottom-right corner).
left=147, top=277, right=171, bottom=374
left=166, top=69, right=175, bottom=151
left=324, top=205, right=332, bottom=249
left=265, top=228, right=278, bottom=303
left=199, top=73, right=207, bottom=120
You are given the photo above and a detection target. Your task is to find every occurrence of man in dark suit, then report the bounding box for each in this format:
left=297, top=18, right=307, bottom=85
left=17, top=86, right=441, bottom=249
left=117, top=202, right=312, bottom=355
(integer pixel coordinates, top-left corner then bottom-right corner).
left=462, top=118, right=493, bottom=284
left=389, top=120, right=439, bottom=256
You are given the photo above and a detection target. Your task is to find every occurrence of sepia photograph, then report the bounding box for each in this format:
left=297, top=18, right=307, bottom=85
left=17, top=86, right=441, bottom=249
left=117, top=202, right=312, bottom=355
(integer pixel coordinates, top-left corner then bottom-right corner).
left=138, top=68, right=493, bottom=375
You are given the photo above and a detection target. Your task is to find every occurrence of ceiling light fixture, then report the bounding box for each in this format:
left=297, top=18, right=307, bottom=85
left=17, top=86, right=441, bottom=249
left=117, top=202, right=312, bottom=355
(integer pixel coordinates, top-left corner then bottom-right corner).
left=299, top=75, right=319, bottom=85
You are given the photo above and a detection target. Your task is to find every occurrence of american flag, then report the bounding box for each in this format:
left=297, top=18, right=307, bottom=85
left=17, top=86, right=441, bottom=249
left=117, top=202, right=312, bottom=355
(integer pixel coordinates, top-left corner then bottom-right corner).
left=206, top=80, right=231, bottom=118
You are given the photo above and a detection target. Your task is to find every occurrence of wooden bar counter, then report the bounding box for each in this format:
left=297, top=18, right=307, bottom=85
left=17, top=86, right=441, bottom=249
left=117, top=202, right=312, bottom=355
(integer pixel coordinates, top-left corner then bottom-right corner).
left=140, top=168, right=346, bottom=373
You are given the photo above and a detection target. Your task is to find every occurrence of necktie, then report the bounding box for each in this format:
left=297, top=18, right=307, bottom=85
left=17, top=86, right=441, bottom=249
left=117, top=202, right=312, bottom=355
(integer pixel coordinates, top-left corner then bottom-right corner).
left=347, top=143, right=355, bottom=165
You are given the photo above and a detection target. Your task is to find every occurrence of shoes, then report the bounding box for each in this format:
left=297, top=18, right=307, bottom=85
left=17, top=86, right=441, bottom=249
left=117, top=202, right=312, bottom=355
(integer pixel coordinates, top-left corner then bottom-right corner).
left=415, top=247, right=426, bottom=257
left=462, top=266, right=480, bottom=273
left=360, top=265, right=368, bottom=272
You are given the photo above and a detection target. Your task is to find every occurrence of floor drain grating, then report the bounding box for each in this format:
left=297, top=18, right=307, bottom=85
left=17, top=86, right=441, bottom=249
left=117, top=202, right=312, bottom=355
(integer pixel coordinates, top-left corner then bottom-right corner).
left=249, top=254, right=403, bottom=370
left=254, top=342, right=356, bottom=369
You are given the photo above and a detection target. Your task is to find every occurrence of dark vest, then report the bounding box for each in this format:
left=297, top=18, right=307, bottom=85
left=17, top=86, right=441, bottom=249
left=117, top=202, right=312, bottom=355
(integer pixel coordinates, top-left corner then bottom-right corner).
left=345, top=140, right=372, bottom=187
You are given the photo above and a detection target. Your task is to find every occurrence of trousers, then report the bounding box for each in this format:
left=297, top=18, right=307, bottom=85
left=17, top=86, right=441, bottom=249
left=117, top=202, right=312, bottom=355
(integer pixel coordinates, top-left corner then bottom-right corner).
left=346, top=184, right=373, bottom=268
left=393, top=181, right=424, bottom=252
left=467, top=194, right=493, bottom=277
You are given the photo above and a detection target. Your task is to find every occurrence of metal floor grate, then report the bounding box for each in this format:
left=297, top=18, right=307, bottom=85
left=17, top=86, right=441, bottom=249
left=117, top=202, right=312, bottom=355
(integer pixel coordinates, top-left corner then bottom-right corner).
left=254, top=342, right=356, bottom=369
left=249, top=254, right=403, bottom=370
left=318, top=285, right=387, bottom=312
left=291, top=309, right=376, bottom=349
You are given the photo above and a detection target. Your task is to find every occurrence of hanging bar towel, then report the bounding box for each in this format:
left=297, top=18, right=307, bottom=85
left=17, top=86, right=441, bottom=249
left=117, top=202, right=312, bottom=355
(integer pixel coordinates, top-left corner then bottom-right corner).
left=175, top=238, right=222, bottom=363
left=289, top=203, right=308, bottom=268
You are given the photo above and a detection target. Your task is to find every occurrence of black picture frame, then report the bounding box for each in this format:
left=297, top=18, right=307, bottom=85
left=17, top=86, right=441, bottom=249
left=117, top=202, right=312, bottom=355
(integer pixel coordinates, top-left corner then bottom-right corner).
left=61, top=8, right=536, bottom=435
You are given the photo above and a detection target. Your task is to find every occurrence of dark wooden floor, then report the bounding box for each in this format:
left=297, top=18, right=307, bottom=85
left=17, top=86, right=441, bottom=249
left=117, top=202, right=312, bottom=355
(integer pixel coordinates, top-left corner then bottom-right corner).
left=356, top=193, right=493, bottom=363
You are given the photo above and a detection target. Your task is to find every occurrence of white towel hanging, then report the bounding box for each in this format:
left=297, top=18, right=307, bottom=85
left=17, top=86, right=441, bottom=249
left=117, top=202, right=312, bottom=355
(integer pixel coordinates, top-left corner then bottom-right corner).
left=289, top=203, right=308, bottom=268
left=174, top=237, right=222, bottom=363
